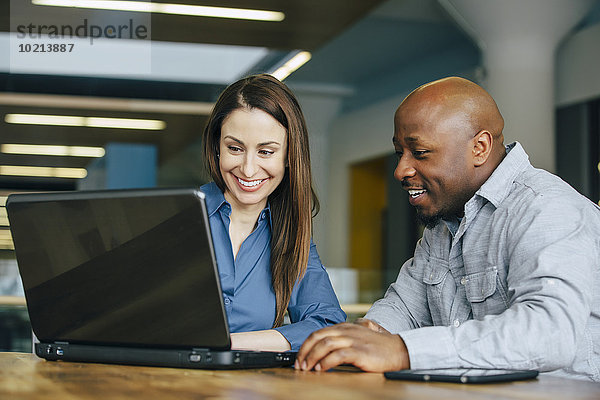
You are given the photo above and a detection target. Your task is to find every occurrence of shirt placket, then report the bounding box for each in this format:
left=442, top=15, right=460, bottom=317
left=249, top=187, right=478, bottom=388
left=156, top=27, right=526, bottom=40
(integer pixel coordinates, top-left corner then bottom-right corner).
left=447, top=198, right=486, bottom=328
left=448, top=241, right=471, bottom=328
left=233, top=210, right=269, bottom=292
left=218, top=203, right=235, bottom=313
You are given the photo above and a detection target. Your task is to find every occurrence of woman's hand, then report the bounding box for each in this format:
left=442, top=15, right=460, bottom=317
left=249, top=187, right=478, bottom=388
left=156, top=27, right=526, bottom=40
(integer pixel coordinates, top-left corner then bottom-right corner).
left=230, top=330, right=292, bottom=352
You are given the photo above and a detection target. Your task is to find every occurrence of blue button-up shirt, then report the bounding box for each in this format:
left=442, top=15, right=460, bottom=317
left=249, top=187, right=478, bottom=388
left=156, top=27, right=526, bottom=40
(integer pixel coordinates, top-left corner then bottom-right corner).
left=365, top=142, right=600, bottom=381
left=201, top=182, right=346, bottom=350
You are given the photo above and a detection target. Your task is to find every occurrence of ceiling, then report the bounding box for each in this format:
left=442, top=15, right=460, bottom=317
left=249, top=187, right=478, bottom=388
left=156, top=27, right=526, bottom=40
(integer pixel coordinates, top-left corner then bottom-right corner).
left=1, top=1, right=385, bottom=50
left=1, top=0, right=600, bottom=192
left=0, top=0, right=384, bottom=190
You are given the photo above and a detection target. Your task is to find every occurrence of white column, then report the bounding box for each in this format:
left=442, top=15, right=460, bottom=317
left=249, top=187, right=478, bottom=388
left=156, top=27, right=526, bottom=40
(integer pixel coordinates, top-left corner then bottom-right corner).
left=440, top=0, right=594, bottom=172
left=291, top=83, right=350, bottom=263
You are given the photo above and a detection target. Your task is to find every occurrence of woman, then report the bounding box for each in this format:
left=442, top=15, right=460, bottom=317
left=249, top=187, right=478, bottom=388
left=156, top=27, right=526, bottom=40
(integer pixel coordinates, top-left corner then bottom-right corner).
left=201, top=74, right=346, bottom=351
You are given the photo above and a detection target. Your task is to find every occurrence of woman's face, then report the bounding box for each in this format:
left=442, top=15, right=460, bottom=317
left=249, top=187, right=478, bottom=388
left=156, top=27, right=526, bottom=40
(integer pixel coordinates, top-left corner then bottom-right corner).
left=219, top=107, right=287, bottom=211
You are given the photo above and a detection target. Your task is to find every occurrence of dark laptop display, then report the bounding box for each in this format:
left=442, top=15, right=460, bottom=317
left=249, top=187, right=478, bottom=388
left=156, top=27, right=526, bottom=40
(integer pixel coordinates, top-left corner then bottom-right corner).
left=6, top=188, right=295, bottom=369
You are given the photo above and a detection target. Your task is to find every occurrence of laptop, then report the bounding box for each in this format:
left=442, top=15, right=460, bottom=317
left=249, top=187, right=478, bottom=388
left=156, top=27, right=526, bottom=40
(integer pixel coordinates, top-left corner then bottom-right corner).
left=6, top=187, right=295, bottom=369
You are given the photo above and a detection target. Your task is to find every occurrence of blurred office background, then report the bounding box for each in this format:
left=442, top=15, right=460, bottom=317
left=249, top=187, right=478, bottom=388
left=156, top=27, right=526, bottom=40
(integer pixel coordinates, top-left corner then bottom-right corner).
left=1, top=0, right=600, bottom=351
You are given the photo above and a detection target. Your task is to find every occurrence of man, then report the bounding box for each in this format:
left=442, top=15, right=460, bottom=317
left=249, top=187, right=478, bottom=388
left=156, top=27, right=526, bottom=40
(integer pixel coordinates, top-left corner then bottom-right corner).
left=295, top=77, right=600, bottom=381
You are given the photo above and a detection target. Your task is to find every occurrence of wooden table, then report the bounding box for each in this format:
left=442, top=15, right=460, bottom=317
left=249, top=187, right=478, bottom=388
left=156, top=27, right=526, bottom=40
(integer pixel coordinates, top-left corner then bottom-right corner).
left=1, top=352, right=599, bottom=399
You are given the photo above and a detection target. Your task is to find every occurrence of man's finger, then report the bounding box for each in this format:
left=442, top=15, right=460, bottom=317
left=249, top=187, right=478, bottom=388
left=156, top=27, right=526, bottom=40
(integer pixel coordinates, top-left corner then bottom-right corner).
left=299, top=333, right=354, bottom=371
left=312, top=347, right=358, bottom=372
left=296, top=324, right=352, bottom=367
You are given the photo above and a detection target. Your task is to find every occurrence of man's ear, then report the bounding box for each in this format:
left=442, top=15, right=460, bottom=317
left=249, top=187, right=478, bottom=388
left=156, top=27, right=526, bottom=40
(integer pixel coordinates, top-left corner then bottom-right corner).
left=472, top=130, right=492, bottom=167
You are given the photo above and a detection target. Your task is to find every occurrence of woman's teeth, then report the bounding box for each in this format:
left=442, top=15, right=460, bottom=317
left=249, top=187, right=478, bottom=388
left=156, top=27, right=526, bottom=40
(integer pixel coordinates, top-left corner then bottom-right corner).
left=238, top=177, right=264, bottom=187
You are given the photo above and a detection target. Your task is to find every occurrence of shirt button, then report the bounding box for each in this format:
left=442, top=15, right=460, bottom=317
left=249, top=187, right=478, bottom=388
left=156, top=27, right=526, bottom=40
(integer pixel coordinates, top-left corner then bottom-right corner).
left=453, top=319, right=460, bottom=328
left=224, top=298, right=231, bottom=305
left=460, top=277, right=467, bottom=285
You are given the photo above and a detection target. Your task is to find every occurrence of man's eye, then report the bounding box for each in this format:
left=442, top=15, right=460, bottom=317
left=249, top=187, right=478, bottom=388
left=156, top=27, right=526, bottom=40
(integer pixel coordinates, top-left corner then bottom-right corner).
left=413, top=150, right=428, bottom=158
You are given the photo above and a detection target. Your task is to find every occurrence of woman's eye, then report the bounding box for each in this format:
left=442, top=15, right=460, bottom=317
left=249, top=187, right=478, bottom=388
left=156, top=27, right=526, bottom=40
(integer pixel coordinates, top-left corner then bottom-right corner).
left=228, top=146, right=242, bottom=152
left=259, top=149, right=274, bottom=156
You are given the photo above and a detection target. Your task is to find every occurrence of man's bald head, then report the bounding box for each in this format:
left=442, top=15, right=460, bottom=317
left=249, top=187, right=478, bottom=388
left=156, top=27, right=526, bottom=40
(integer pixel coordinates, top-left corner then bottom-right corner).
left=396, top=77, right=504, bottom=151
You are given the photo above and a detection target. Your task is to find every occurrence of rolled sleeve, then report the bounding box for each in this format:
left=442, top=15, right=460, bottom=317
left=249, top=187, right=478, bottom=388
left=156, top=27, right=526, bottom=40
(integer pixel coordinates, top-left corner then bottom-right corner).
left=399, top=326, right=456, bottom=369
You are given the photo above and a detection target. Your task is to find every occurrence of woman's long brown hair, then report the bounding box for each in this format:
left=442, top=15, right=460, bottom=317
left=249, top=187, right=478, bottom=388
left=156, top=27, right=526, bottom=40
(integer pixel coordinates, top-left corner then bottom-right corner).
left=202, top=74, right=319, bottom=327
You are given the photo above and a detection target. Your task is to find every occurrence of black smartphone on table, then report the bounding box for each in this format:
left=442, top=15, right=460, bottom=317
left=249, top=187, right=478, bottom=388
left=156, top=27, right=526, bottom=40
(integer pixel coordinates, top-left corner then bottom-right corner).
left=384, top=368, right=539, bottom=384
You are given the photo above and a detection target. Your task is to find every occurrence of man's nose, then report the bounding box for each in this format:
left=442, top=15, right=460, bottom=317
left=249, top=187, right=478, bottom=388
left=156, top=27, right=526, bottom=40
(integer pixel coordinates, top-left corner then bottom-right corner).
left=394, top=155, right=416, bottom=181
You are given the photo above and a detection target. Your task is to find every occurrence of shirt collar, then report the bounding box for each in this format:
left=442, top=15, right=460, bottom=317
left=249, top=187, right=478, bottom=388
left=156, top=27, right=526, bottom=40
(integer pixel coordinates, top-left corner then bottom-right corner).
left=475, top=141, right=531, bottom=208
left=451, top=142, right=529, bottom=244
left=203, top=181, right=228, bottom=218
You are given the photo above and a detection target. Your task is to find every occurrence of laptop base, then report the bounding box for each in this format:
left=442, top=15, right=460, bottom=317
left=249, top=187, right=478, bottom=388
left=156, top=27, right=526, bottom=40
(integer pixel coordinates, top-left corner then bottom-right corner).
left=36, top=342, right=296, bottom=370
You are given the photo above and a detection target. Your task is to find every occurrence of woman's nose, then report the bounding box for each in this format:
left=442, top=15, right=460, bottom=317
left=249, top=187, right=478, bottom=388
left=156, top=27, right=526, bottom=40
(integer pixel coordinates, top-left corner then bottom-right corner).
left=240, top=154, right=258, bottom=177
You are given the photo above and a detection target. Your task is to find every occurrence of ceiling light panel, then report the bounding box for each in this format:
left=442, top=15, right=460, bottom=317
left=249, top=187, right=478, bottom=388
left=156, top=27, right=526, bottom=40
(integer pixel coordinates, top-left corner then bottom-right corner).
left=271, top=51, right=312, bottom=81
left=1, top=144, right=105, bottom=158
left=5, top=114, right=83, bottom=126
left=4, top=114, right=166, bottom=130
left=31, top=0, right=285, bottom=22
left=0, top=165, right=88, bottom=179
left=85, top=117, right=165, bottom=130
left=0, top=208, right=8, bottom=226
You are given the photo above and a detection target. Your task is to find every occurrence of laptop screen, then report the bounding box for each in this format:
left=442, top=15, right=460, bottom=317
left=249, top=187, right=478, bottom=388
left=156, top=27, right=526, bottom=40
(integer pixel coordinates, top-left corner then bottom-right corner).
left=7, top=188, right=231, bottom=350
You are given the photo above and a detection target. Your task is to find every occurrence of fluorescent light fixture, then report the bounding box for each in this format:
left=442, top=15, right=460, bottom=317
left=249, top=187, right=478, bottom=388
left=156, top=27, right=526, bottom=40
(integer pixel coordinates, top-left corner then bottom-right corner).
left=32, top=0, right=285, bottom=21
left=0, top=208, right=8, bottom=226
left=0, top=229, right=14, bottom=249
left=5, top=114, right=166, bottom=130
left=2, top=144, right=105, bottom=158
left=0, top=196, right=7, bottom=206
left=5, top=114, right=83, bottom=126
left=271, top=51, right=312, bottom=81
left=0, top=165, right=87, bottom=179
left=0, top=241, right=14, bottom=250
left=85, top=117, right=165, bottom=130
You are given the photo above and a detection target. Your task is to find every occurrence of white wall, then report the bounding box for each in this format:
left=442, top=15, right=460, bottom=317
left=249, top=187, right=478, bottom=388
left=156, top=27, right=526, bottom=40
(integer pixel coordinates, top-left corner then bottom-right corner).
left=556, top=23, right=600, bottom=106
left=293, top=87, right=346, bottom=261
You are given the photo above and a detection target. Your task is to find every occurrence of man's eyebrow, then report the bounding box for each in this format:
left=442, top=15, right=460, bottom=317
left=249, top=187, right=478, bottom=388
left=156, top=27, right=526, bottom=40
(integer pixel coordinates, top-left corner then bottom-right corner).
left=393, top=135, right=424, bottom=146
left=404, top=135, right=421, bottom=143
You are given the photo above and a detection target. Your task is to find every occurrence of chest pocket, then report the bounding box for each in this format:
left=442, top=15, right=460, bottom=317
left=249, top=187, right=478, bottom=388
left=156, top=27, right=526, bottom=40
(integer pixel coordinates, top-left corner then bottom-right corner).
left=422, top=257, right=452, bottom=326
left=463, top=267, right=508, bottom=319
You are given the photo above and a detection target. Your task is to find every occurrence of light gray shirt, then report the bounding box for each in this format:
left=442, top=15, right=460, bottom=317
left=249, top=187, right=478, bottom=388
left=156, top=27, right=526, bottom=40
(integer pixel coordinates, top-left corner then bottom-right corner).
left=365, top=142, right=600, bottom=381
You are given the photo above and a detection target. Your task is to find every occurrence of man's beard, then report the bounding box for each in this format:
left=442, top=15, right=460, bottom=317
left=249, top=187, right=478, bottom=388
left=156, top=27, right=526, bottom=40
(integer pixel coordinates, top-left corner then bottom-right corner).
left=415, top=208, right=442, bottom=229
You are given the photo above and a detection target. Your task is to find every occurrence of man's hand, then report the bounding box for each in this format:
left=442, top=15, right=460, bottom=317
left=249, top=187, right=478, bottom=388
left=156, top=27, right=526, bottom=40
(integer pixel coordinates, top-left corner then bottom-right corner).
left=294, top=323, right=410, bottom=372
